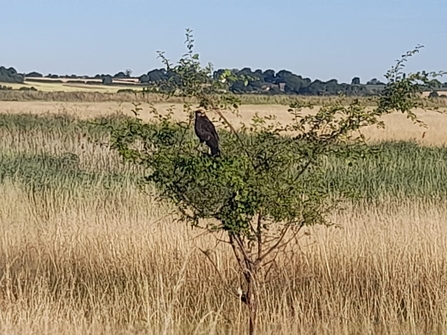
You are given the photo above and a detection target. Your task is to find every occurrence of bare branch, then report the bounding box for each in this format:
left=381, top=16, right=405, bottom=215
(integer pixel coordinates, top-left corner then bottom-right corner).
left=198, top=247, right=240, bottom=299
left=256, top=214, right=263, bottom=261
left=258, top=223, right=291, bottom=264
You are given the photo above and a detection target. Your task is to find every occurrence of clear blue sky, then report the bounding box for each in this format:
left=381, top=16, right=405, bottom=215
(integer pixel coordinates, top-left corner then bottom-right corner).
left=1, top=0, right=446, bottom=83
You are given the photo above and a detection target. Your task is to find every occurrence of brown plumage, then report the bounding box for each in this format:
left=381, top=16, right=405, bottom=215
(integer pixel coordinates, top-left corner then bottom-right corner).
left=194, top=110, right=220, bottom=157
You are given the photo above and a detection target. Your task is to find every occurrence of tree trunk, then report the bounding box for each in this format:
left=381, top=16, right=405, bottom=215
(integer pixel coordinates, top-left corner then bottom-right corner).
left=229, top=234, right=259, bottom=335
left=245, top=268, right=258, bottom=335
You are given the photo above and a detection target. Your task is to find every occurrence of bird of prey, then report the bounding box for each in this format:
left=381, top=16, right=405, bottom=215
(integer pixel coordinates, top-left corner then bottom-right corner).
left=194, top=110, right=220, bottom=157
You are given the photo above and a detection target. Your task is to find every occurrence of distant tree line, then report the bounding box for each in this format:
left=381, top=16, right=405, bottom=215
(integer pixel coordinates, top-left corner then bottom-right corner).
left=0, top=66, right=25, bottom=83
left=137, top=68, right=406, bottom=96
left=138, top=68, right=447, bottom=96
left=2, top=65, right=447, bottom=96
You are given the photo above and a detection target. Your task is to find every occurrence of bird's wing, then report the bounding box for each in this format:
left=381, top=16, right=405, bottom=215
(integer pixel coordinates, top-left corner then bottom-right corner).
left=202, top=117, right=219, bottom=141
left=207, top=137, right=220, bottom=156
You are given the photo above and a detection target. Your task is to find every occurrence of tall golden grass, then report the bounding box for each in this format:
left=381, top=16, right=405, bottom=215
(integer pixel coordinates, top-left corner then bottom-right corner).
left=1, top=108, right=447, bottom=334
left=1, top=182, right=447, bottom=334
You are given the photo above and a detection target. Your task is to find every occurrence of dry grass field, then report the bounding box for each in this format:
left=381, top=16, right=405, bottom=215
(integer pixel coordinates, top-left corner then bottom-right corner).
left=4, top=80, right=137, bottom=93
left=1, top=102, right=447, bottom=334
left=1, top=101, right=447, bottom=145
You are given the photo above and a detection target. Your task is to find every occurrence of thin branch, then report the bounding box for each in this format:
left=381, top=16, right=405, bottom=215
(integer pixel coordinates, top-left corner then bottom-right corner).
left=198, top=247, right=240, bottom=299
left=249, top=217, right=257, bottom=238
left=270, top=225, right=304, bottom=256
left=229, top=234, right=247, bottom=272
left=256, top=214, right=263, bottom=261
left=258, top=223, right=292, bottom=264
left=177, top=111, right=193, bottom=149
left=258, top=220, right=305, bottom=264
left=263, top=258, right=278, bottom=281
left=233, top=234, right=254, bottom=267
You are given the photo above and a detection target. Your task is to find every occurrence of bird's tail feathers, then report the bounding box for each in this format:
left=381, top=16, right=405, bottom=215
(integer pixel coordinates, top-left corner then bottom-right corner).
left=211, top=147, right=220, bottom=157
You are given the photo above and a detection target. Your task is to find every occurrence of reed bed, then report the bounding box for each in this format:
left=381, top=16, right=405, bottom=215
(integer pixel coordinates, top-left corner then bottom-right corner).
left=1, top=111, right=447, bottom=334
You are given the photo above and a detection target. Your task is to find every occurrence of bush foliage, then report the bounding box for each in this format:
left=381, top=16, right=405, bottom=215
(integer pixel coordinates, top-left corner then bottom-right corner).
left=109, top=29, right=445, bottom=335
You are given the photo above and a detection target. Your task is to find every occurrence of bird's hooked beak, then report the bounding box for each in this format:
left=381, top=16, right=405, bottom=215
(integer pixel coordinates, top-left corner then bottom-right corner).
left=195, top=109, right=206, bottom=117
